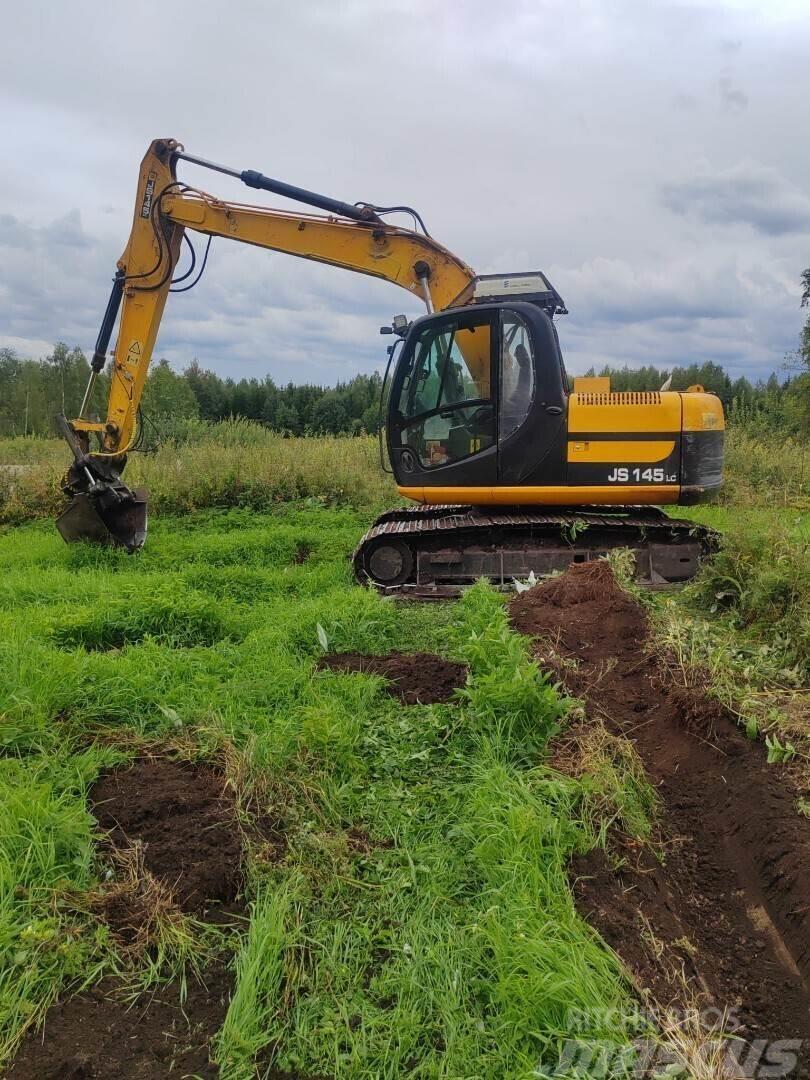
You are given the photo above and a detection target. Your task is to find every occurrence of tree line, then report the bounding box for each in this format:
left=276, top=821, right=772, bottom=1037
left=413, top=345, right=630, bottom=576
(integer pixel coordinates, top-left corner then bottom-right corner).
left=2, top=268, right=808, bottom=440
left=0, top=349, right=385, bottom=439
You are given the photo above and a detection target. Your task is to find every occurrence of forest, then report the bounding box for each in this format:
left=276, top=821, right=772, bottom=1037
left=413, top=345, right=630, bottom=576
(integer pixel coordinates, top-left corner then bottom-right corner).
left=1, top=343, right=808, bottom=441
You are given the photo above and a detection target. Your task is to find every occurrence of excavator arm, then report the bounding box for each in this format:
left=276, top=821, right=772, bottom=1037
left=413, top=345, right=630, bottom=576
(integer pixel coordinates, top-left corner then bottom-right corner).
left=72, top=138, right=475, bottom=454
left=57, top=138, right=476, bottom=548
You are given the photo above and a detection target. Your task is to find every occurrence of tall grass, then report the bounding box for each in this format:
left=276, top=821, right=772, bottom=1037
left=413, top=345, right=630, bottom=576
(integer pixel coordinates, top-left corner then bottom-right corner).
left=2, top=417, right=807, bottom=528
left=720, top=426, right=809, bottom=507
left=675, top=506, right=810, bottom=680
left=0, top=421, right=396, bottom=525
left=0, top=745, right=123, bottom=1058
left=215, top=882, right=299, bottom=1079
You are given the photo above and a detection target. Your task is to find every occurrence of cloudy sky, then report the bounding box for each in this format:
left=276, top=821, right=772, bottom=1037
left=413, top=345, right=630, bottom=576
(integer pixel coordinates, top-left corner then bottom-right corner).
left=1, top=0, right=808, bottom=385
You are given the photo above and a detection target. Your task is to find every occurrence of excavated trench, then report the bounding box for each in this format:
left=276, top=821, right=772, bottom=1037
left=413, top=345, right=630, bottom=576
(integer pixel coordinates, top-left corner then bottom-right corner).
left=511, top=562, right=810, bottom=1074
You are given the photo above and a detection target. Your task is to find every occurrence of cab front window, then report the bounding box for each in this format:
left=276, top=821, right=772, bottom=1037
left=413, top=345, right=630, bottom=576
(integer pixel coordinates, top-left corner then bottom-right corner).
left=397, top=314, right=494, bottom=468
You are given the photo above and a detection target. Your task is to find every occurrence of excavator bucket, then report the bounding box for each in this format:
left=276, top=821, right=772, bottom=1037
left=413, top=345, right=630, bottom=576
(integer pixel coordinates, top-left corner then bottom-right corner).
left=56, top=488, right=148, bottom=553
left=55, top=415, right=147, bottom=553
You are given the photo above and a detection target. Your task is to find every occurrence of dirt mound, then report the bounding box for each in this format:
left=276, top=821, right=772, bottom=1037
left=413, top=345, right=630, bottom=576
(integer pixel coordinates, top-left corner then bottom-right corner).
left=317, top=651, right=467, bottom=705
left=527, top=558, right=627, bottom=607
left=511, top=563, right=647, bottom=666
left=664, top=681, right=732, bottom=736
left=511, top=562, right=810, bottom=1066
left=10, top=967, right=231, bottom=1079
left=10, top=755, right=313, bottom=1080
left=90, top=757, right=241, bottom=916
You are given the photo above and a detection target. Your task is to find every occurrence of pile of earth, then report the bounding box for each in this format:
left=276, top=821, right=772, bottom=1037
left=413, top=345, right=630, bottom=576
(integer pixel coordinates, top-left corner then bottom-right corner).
left=317, top=650, right=467, bottom=705
left=511, top=561, right=810, bottom=1073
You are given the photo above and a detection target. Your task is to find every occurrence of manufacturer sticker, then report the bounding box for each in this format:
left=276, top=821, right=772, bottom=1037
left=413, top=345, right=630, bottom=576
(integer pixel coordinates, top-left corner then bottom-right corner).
left=140, top=174, right=156, bottom=219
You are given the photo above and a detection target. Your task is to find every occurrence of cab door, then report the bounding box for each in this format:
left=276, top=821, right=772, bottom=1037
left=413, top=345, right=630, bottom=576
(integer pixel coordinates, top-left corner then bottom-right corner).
left=388, top=308, right=497, bottom=487
left=496, top=305, right=568, bottom=486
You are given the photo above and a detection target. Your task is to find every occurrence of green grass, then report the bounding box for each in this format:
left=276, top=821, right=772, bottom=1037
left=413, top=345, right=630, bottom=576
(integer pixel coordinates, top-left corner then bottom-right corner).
left=656, top=504, right=810, bottom=749
left=0, top=506, right=654, bottom=1076
left=673, top=505, right=809, bottom=674
left=216, top=881, right=299, bottom=1079
left=0, top=742, right=123, bottom=1059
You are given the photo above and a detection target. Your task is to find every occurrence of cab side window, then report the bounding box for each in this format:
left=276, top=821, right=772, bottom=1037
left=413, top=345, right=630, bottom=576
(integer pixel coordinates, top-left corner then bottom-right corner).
left=500, top=312, right=535, bottom=440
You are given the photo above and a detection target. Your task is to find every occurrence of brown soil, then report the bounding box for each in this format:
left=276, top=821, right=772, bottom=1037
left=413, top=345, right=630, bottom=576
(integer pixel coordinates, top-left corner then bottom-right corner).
left=9, top=754, right=322, bottom=1079
left=10, top=758, right=245, bottom=1076
left=10, top=967, right=231, bottom=1080
left=511, top=562, right=810, bottom=1064
left=317, top=651, right=467, bottom=705
left=90, top=757, right=242, bottom=918
left=345, top=825, right=394, bottom=855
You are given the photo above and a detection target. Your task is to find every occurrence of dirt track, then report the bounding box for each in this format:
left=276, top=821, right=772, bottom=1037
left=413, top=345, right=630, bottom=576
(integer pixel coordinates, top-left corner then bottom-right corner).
left=512, top=562, right=810, bottom=1071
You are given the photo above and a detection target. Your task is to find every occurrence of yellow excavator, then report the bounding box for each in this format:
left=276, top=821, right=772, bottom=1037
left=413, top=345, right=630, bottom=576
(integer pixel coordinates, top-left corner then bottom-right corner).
left=56, top=138, right=724, bottom=593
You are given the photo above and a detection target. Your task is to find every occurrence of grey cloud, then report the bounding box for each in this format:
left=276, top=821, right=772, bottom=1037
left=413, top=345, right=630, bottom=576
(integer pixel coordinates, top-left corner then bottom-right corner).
left=550, top=255, right=756, bottom=325
left=672, top=93, right=699, bottom=112
left=0, top=215, right=29, bottom=247
left=718, top=76, right=749, bottom=111
left=0, top=209, right=91, bottom=249
left=659, top=162, right=810, bottom=236
left=559, top=308, right=799, bottom=382
left=550, top=250, right=802, bottom=381
left=1, top=0, right=809, bottom=385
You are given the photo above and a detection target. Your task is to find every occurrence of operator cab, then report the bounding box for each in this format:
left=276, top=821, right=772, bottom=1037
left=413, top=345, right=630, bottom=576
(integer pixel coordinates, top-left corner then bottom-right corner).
left=384, top=273, right=569, bottom=492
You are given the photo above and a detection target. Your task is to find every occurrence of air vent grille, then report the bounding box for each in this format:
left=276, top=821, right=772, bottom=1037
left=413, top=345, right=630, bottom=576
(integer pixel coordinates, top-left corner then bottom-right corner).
left=577, top=391, right=662, bottom=406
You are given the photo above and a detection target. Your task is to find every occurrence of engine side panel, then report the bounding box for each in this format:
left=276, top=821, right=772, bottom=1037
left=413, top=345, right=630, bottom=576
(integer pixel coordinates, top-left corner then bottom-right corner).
left=565, top=390, right=682, bottom=490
